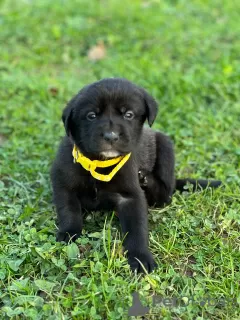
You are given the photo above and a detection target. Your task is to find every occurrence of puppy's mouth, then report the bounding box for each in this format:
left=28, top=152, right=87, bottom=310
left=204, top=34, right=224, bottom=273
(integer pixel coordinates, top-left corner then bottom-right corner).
left=99, top=150, right=121, bottom=159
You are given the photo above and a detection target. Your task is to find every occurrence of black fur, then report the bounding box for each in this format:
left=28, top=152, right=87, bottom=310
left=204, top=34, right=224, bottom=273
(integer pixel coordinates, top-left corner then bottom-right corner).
left=51, top=78, right=221, bottom=273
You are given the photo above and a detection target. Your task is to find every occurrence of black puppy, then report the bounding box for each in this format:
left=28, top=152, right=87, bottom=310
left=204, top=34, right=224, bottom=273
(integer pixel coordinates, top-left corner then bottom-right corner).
left=51, top=78, right=221, bottom=273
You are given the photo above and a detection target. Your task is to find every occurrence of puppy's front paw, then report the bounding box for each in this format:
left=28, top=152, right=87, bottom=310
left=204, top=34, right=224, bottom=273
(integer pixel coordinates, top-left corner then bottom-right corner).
left=128, top=250, right=157, bottom=273
left=138, top=170, right=148, bottom=188
left=56, top=231, right=81, bottom=243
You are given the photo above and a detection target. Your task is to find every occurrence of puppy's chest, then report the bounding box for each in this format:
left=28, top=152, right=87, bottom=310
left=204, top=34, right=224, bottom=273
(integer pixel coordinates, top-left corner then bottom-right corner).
left=77, top=175, right=116, bottom=211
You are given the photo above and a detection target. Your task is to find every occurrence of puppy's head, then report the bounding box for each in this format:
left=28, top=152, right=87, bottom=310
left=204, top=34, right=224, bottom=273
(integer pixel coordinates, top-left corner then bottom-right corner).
left=62, top=78, right=158, bottom=158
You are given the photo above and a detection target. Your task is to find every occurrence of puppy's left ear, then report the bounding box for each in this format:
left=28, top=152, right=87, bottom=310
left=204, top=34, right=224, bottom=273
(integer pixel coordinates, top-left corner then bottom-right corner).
left=62, top=99, right=75, bottom=137
left=140, top=88, right=158, bottom=127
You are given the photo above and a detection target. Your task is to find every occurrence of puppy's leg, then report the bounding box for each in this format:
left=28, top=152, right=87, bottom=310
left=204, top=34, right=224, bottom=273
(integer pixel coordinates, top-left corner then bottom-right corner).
left=117, top=190, right=157, bottom=273
left=53, top=187, right=83, bottom=242
left=142, top=132, right=175, bottom=207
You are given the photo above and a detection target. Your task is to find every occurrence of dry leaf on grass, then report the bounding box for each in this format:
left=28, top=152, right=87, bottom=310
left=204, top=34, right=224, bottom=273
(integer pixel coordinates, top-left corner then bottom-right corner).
left=0, top=134, right=6, bottom=146
left=87, top=41, right=106, bottom=61
left=48, top=86, right=59, bottom=96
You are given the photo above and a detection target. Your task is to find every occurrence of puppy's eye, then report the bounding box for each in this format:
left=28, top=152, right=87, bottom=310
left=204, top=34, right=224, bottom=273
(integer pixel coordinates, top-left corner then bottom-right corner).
left=124, top=111, right=134, bottom=120
left=86, top=111, right=97, bottom=121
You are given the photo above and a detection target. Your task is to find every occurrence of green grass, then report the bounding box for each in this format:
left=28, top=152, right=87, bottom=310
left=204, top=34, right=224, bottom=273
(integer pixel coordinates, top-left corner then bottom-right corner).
left=0, top=0, right=240, bottom=319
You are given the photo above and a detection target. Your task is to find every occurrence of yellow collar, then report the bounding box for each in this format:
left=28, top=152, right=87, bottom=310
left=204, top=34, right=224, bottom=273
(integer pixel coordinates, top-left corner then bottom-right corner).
left=72, top=144, right=131, bottom=182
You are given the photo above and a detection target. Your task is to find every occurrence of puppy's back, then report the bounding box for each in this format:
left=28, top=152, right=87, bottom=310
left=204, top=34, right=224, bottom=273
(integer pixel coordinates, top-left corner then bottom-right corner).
left=138, top=127, right=174, bottom=174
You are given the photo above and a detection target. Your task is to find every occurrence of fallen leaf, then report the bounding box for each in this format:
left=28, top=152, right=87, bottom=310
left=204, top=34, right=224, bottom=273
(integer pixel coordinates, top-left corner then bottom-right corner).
left=79, top=243, right=92, bottom=254
left=141, top=1, right=151, bottom=8
left=48, top=86, right=59, bottom=96
left=87, top=41, right=106, bottom=61
left=0, top=134, right=6, bottom=146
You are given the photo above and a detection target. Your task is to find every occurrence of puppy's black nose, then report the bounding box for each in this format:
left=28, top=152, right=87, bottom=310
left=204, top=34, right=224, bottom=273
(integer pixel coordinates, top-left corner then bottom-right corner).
left=103, top=131, right=119, bottom=143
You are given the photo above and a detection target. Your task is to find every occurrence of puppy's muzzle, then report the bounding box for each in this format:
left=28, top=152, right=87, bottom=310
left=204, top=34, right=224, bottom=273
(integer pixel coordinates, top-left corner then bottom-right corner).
left=103, top=131, right=119, bottom=143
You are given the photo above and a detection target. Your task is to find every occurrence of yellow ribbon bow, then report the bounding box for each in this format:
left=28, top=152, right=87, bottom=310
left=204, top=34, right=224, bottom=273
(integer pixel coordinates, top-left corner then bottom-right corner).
left=72, top=144, right=131, bottom=182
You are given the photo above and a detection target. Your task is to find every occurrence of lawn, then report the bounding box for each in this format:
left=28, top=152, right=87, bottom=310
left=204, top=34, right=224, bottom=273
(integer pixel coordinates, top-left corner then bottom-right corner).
left=0, top=0, right=240, bottom=319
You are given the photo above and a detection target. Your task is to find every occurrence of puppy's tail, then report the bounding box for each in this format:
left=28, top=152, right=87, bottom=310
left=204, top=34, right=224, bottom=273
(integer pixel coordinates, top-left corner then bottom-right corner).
left=175, top=179, right=222, bottom=192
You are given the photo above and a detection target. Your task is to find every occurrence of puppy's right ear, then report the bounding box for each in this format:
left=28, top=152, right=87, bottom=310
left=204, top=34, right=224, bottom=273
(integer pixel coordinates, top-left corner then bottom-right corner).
left=139, top=88, right=158, bottom=127
left=62, top=103, right=74, bottom=137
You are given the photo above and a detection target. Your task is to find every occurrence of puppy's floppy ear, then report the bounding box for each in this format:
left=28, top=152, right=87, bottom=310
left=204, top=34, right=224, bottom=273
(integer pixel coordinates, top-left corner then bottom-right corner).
left=62, top=102, right=74, bottom=137
left=140, top=88, right=158, bottom=127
